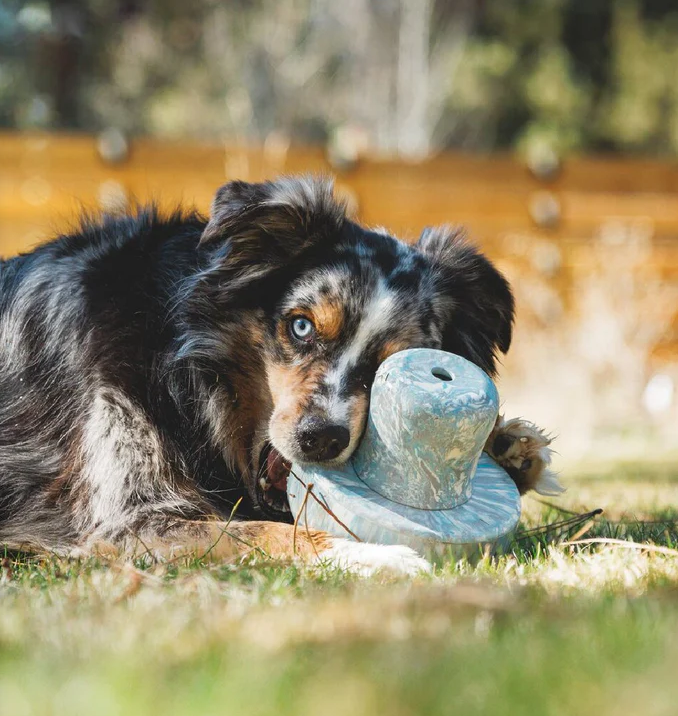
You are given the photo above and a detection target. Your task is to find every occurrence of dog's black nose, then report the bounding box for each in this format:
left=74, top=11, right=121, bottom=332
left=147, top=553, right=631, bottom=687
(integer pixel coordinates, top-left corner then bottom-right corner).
left=297, top=419, right=350, bottom=462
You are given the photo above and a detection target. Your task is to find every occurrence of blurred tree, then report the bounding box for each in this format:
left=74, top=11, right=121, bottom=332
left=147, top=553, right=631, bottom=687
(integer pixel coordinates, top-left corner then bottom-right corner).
left=2, top=0, right=678, bottom=157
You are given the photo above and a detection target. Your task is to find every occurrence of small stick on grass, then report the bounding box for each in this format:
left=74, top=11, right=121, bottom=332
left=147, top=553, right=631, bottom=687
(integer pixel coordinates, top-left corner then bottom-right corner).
left=293, top=483, right=313, bottom=556
left=130, top=533, right=159, bottom=566
left=290, top=470, right=362, bottom=542
left=302, top=484, right=322, bottom=560
left=562, top=537, right=678, bottom=557
left=567, top=518, right=599, bottom=543
left=517, top=508, right=604, bottom=539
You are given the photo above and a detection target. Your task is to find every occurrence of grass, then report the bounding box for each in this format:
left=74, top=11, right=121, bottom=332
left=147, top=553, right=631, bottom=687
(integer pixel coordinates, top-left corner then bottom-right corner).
left=2, top=465, right=678, bottom=716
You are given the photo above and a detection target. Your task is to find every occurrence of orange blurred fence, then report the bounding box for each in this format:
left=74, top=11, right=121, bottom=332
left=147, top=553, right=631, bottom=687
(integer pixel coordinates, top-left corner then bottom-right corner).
left=3, top=131, right=678, bottom=244
left=1, top=132, right=678, bottom=458
left=2, top=131, right=677, bottom=357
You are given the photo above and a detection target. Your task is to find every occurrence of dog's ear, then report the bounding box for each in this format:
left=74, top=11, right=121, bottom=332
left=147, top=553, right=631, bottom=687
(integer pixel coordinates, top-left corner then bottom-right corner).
left=417, top=225, right=514, bottom=376
left=199, top=177, right=346, bottom=270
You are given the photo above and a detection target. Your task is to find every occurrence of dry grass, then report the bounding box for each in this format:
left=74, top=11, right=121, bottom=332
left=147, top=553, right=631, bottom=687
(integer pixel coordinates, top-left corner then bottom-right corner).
left=2, top=465, right=678, bottom=716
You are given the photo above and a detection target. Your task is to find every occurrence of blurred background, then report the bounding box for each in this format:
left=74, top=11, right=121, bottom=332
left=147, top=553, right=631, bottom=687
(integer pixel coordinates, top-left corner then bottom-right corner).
left=1, top=0, right=677, bottom=471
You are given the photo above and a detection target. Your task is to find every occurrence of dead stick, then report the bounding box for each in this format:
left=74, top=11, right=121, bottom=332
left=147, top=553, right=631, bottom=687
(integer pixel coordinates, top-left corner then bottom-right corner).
left=567, top=518, right=598, bottom=543
left=290, top=470, right=362, bottom=542
left=302, top=484, right=322, bottom=560
left=562, top=537, right=678, bottom=557
left=517, top=508, right=603, bottom=538
left=293, top=484, right=313, bottom=556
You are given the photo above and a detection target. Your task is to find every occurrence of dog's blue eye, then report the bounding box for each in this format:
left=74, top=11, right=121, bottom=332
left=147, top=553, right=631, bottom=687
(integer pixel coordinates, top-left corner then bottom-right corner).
left=290, top=317, right=315, bottom=342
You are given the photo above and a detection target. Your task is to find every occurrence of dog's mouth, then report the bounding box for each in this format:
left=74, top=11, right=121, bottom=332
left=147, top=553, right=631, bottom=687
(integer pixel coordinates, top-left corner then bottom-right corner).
left=255, top=444, right=292, bottom=518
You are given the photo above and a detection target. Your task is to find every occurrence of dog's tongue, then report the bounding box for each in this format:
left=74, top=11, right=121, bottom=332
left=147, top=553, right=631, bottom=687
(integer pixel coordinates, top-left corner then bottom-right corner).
left=267, top=448, right=291, bottom=491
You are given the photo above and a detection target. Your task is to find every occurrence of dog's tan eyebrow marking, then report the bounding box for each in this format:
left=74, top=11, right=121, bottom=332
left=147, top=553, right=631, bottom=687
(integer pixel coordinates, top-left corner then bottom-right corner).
left=308, top=299, right=344, bottom=342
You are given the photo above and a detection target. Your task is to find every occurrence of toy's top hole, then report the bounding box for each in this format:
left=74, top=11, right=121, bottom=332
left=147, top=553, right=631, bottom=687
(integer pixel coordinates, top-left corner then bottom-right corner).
left=431, top=367, right=453, bottom=382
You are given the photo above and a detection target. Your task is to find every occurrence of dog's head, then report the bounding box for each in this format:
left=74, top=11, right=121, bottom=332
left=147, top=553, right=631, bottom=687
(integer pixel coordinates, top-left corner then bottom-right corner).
left=193, top=177, right=514, bottom=517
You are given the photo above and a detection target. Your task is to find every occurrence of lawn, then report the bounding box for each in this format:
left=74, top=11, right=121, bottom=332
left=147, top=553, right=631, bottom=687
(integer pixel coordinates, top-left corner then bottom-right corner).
left=2, top=463, right=678, bottom=716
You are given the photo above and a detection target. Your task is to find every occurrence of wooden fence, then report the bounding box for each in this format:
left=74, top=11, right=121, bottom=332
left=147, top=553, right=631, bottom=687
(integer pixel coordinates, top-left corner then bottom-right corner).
left=2, top=131, right=678, bottom=363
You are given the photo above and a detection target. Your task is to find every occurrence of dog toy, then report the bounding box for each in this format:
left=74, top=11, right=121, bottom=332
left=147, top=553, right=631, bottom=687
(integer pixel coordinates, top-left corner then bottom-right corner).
left=286, top=348, right=521, bottom=554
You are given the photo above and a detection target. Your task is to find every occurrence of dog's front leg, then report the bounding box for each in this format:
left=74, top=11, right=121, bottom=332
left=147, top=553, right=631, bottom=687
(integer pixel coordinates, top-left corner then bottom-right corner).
left=110, top=520, right=431, bottom=577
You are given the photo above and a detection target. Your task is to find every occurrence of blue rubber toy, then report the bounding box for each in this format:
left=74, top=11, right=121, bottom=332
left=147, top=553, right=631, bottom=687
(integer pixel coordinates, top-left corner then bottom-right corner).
left=286, top=348, right=521, bottom=554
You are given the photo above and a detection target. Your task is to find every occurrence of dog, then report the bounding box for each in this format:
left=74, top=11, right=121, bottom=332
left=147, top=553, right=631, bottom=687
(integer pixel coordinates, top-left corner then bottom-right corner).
left=0, top=176, right=562, bottom=575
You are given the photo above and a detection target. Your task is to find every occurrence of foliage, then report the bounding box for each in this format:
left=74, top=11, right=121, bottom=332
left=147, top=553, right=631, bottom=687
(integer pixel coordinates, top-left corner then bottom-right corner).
left=2, top=1, right=678, bottom=156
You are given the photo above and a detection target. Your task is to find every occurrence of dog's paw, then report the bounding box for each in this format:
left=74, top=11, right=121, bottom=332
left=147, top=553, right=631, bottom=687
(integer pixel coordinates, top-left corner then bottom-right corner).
left=318, top=539, right=432, bottom=577
left=485, top=416, right=564, bottom=496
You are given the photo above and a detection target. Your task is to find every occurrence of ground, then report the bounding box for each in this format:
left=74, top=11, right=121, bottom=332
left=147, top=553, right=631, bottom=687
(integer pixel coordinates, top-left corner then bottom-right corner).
left=2, top=462, right=678, bottom=716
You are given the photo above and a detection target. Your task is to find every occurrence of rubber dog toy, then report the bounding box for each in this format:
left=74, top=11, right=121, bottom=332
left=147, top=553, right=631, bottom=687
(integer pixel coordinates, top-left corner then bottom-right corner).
left=287, top=348, right=521, bottom=554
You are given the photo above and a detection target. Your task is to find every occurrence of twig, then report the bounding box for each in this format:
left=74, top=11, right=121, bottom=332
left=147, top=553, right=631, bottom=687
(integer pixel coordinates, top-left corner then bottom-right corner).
left=302, top=484, right=322, bottom=560
left=533, top=499, right=678, bottom=527
left=131, top=532, right=159, bottom=566
left=293, top=484, right=313, bottom=556
left=516, top=508, right=604, bottom=539
left=568, top=518, right=598, bottom=542
left=562, top=537, right=678, bottom=557
left=290, top=469, right=362, bottom=542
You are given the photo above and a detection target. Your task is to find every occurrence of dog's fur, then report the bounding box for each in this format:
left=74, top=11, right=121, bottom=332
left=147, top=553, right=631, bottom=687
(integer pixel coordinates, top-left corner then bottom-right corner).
left=0, top=177, right=561, bottom=575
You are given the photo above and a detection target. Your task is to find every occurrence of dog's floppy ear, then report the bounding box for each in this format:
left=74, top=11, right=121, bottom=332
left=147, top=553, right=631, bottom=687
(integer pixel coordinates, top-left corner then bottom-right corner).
left=417, top=225, right=514, bottom=376
left=199, top=177, right=346, bottom=270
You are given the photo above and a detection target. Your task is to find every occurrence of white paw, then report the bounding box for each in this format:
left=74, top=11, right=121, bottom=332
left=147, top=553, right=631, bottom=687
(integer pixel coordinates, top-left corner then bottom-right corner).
left=318, top=539, right=432, bottom=577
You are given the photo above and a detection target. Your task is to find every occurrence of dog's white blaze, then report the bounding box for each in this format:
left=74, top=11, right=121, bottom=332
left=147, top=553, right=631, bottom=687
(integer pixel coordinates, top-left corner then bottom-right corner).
left=311, top=280, right=398, bottom=462
left=324, top=279, right=397, bottom=396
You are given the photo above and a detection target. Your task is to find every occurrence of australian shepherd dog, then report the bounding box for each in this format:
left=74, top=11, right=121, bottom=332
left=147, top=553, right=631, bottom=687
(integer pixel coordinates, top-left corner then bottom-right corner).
left=0, top=177, right=562, bottom=575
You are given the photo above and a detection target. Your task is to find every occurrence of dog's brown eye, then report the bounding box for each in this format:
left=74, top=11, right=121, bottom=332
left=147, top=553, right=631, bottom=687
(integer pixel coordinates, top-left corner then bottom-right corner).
left=290, top=317, right=316, bottom=342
